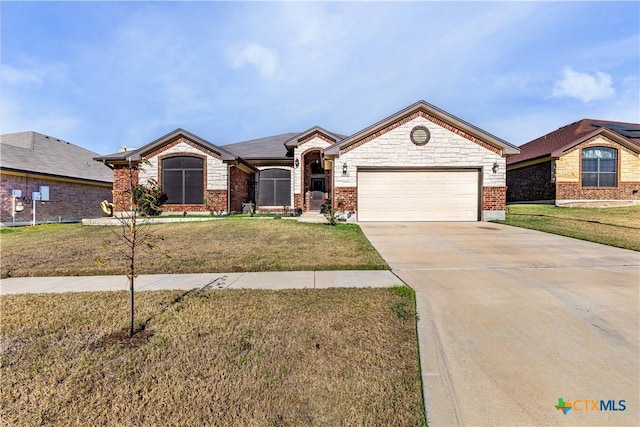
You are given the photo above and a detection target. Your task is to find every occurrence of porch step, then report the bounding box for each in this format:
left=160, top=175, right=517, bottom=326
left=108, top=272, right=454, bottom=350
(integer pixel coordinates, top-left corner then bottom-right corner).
left=297, top=211, right=328, bottom=223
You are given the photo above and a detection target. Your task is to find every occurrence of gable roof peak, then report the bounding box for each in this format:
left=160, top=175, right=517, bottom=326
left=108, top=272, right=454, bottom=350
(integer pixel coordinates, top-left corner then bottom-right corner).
left=284, top=126, right=345, bottom=148
left=94, top=127, right=238, bottom=164
left=324, top=100, right=519, bottom=156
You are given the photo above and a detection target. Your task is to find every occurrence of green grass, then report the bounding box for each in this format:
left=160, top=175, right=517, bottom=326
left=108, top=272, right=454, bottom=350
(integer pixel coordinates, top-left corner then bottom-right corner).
left=0, top=218, right=388, bottom=278
left=498, top=204, right=640, bottom=251
left=0, top=287, right=426, bottom=426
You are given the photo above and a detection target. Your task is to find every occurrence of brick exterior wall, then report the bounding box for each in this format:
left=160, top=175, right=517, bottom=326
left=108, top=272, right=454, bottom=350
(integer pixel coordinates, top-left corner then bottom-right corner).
left=333, top=187, right=357, bottom=211
left=506, top=161, right=556, bottom=202
left=229, top=166, right=253, bottom=213
left=294, top=193, right=303, bottom=210
left=482, top=186, right=506, bottom=211
left=556, top=182, right=640, bottom=201
left=1, top=173, right=112, bottom=224
left=113, top=165, right=139, bottom=211
left=160, top=190, right=228, bottom=213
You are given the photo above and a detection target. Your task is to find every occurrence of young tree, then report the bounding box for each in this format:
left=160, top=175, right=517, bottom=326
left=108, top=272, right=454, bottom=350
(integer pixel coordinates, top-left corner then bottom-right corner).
left=99, top=163, right=167, bottom=336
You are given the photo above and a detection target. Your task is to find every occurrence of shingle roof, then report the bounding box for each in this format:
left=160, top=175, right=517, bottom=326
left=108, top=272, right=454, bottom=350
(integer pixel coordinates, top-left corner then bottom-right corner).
left=1, top=131, right=113, bottom=183
left=222, top=133, right=299, bottom=159
left=94, top=128, right=239, bottom=163
left=507, top=119, right=640, bottom=165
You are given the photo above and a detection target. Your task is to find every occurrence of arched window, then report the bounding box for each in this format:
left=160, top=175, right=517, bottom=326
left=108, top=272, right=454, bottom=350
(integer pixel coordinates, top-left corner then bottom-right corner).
left=258, top=169, right=291, bottom=206
left=582, top=147, right=617, bottom=187
left=162, top=156, right=204, bottom=204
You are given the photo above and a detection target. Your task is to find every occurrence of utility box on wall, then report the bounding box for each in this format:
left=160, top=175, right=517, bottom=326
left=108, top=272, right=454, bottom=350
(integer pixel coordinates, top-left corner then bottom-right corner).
left=39, top=186, right=50, bottom=201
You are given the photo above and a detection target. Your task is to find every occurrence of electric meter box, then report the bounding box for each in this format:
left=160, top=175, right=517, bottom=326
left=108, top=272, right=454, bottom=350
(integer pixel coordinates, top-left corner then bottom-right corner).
left=39, top=186, right=50, bottom=201
left=32, top=192, right=42, bottom=201
left=11, top=189, right=22, bottom=197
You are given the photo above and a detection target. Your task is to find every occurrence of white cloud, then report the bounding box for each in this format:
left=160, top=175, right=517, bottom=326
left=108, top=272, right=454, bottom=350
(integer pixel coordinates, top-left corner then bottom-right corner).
left=1, top=64, right=45, bottom=86
left=1, top=62, right=69, bottom=87
left=229, top=42, right=278, bottom=78
left=552, top=67, right=615, bottom=103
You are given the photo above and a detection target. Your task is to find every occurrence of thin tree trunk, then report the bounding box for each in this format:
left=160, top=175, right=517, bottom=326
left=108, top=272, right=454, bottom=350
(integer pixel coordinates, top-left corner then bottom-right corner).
left=129, top=272, right=135, bottom=337
left=129, top=216, right=136, bottom=337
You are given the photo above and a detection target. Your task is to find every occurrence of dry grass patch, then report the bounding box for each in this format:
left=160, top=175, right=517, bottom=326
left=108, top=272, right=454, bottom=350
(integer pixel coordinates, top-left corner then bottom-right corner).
left=0, top=218, right=388, bottom=278
left=1, top=287, right=425, bottom=426
left=499, top=204, right=640, bottom=251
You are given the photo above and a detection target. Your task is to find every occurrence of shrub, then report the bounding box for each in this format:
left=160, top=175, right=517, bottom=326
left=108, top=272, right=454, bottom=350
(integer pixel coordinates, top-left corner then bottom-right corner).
left=131, top=179, right=168, bottom=216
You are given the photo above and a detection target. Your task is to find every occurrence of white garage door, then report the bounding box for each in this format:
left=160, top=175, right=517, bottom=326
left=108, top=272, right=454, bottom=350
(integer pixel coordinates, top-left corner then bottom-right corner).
left=357, top=169, right=479, bottom=221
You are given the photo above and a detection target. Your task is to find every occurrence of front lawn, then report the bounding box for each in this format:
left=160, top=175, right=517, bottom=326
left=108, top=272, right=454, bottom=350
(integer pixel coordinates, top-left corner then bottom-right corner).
left=0, top=218, right=388, bottom=278
left=498, top=204, right=640, bottom=251
left=0, top=287, right=426, bottom=426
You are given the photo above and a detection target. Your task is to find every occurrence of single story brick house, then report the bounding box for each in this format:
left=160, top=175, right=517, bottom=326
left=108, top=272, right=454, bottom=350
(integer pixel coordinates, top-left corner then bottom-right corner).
left=0, top=131, right=113, bottom=225
left=506, top=119, right=640, bottom=204
left=96, top=100, right=520, bottom=221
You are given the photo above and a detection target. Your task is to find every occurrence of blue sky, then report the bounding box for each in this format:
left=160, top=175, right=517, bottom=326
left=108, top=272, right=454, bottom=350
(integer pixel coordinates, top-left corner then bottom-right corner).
left=2, top=1, right=639, bottom=155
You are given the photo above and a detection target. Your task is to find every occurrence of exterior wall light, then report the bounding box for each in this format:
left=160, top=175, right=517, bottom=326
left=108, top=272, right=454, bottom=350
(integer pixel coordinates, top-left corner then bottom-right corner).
left=492, top=161, right=499, bottom=173
left=342, top=162, right=348, bottom=175
left=295, top=158, right=300, bottom=168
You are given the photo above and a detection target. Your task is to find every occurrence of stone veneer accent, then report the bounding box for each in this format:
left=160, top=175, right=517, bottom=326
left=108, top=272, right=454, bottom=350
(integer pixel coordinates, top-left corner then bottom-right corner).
left=139, top=139, right=228, bottom=191
left=144, top=136, right=222, bottom=161
left=334, top=116, right=505, bottom=189
left=341, top=110, right=502, bottom=156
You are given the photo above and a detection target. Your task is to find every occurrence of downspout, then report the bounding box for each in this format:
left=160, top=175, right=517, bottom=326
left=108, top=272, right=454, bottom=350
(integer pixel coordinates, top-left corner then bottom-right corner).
left=227, top=163, right=232, bottom=213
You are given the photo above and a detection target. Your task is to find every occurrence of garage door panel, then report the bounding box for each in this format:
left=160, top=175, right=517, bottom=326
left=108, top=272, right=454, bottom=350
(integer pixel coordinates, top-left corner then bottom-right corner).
left=357, top=170, right=479, bottom=221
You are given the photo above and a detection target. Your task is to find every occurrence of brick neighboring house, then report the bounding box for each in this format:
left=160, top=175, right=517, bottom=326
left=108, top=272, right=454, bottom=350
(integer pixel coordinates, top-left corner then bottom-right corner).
left=96, top=100, right=520, bottom=221
left=506, top=119, right=640, bottom=204
left=0, top=131, right=113, bottom=225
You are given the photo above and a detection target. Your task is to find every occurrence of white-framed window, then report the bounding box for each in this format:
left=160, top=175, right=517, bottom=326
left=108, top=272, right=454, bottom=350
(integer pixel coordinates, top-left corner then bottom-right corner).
left=582, top=147, right=617, bottom=187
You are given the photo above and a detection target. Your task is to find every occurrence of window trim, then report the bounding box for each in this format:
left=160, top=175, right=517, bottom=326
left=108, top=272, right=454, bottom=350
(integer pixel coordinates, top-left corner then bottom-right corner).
left=580, top=146, right=618, bottom=188
left=161, top=155, right=206, bottom=204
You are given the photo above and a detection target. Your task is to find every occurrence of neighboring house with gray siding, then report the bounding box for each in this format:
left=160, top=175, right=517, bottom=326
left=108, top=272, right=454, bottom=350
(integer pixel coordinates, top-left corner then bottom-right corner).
left=1, top=131, right=113, bottom=225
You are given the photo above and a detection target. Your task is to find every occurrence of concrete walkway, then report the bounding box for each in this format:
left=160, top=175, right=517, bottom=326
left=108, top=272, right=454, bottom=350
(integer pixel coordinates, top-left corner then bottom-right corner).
left=0, top=270, right=400, bottom=294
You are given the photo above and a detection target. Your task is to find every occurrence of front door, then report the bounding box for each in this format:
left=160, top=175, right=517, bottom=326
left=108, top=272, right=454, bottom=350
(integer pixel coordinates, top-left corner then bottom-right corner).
left=309, top=178, right=325, bottom=211
left=310, top=190, right=325, bottom=211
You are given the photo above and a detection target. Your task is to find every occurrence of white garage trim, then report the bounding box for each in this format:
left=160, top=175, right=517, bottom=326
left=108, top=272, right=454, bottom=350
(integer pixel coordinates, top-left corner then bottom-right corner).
left=357, top=168, right=481, bottom=221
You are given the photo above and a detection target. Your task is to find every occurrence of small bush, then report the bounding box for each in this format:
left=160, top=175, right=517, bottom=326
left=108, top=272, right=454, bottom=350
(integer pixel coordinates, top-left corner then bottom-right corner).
left=131, top=179, right=168, bottom=216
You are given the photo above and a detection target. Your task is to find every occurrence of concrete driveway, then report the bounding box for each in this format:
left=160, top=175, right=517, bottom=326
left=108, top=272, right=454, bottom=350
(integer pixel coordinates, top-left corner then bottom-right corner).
left=360, top=222, right=639, bottom=426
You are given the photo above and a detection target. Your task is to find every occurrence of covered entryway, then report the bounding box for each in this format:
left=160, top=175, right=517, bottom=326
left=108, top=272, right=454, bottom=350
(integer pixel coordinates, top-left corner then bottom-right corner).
left=357, top=169, right=480, bottom=221
left=302, top=149, right=330, bottom=211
